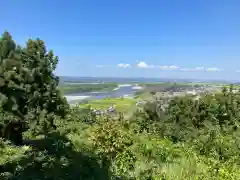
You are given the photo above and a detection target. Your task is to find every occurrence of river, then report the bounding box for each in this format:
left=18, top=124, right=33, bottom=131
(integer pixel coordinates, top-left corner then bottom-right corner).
left=65, top=84, right=143, bottom=104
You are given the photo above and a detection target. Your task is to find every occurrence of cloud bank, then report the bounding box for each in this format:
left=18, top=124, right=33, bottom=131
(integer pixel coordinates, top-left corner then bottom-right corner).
left=96, top=61, right=225, bottom=72
left=136, top=61, right=178, bottom=70
left=135, top=62, right=223, bottom=72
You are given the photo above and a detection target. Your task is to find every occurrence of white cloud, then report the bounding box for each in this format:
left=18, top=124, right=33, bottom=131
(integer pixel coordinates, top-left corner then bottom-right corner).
left=169, top=65, right=179, bottom=70
left=136, top=61, right=155, bottom=68
left=117, top=63, right=131, bottom=68
left=97, top=62, right=224, bottom=73
left=180, top=66, right=224, bottom=72
left=159, top=65, right=179, bottom=70
left=136, top=61, right=148, bottom=68
left=206, top=67, right=222, bottom=72
left=136, top=62, right=179, bottom=70
left=236, top=70, right=240, bottom=73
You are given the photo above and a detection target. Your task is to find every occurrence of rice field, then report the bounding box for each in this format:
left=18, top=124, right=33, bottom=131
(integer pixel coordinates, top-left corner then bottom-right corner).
left=79, top=97, right=137, bottom=112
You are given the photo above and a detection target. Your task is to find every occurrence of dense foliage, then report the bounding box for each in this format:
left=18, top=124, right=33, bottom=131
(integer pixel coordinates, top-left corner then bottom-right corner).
left=1, top=32, right=240, bottom=179
left=142, top=82, right=194, bottom=93
left=0, top=31, right=68, bottom=145
left=60, top=83, right=118, bottom=94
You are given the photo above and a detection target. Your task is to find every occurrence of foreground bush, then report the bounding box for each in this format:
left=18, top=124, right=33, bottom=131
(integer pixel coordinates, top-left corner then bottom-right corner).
left=1, top=106, right=240, bottom=179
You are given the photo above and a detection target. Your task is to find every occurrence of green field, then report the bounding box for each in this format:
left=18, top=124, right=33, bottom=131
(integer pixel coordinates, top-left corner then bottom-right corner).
left=60, top=83, right=118, bottom=94
left=79, top=97, right=137, bottom=112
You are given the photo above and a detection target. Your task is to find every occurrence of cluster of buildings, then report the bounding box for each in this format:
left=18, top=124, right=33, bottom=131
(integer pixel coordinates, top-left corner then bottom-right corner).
left=90, top=105, right=117, bottom=115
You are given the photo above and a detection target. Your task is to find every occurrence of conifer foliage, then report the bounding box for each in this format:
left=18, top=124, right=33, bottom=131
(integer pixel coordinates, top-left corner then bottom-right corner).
left=0, top=31, right=68, bottom=145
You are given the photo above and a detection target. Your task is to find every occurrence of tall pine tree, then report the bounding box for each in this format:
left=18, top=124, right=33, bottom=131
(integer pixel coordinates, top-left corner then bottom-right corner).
left=0, top=31, right=29, bottom=144
left=21, top=39, right=69, bottom=119
left=0, top=31, right=69, bottom=144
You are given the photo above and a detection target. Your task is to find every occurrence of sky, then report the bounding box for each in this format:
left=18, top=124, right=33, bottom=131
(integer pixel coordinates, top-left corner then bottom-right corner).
left=1, top=0, right=240, bottom=80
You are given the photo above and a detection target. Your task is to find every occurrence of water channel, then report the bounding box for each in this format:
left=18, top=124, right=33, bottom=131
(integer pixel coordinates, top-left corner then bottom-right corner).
left=65, top=84, right=143, bottom=104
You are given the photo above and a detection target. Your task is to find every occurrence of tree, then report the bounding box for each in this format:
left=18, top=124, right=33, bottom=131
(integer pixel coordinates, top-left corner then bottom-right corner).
left=0, top=31, right=69, bottom=144
left=20, top=39, right=69, bottom=131
left=0, top=31, right=29, bottom=144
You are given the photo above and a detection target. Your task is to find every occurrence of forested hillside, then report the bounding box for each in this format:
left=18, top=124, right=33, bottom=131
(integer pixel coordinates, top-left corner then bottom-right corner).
left=1, top=32, right=240, bottom=179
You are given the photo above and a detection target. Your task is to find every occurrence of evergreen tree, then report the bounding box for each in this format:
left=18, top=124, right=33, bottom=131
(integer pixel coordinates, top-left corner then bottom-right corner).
left=0, top=31, right=69, bottom=143
left=21, top=39, right=68, bottom=116
left=0, top=31, right=29, bottom=144
left=20, top=38, right=69, bottom=133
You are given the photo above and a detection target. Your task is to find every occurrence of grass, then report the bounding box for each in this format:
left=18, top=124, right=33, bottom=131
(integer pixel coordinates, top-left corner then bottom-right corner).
left=60, top=83, right=118, bottom=94
left=79, top=97, right=137, bottom=112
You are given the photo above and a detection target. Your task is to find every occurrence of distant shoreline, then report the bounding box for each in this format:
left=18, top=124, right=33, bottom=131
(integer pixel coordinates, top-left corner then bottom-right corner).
left=59, top=76, right=236, bottom=84
left=60, top=83, right=118, bottom=94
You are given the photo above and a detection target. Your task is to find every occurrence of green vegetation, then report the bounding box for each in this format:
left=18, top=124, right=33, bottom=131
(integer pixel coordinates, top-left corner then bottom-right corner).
left=141, top=82, right=192, bottom=92
left=60, top=83, right=118, bottom=94
left=135, top=82, right=196, bottom=100
left=0, top=31, right=68, bottom=145
left=79, top=97, right=136, bottom=112
left=1, top=31, right=240, bottom=179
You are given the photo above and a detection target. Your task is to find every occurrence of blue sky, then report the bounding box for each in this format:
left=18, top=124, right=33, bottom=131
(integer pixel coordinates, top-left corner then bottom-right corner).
left=1, top=0, right=240, bottom=80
